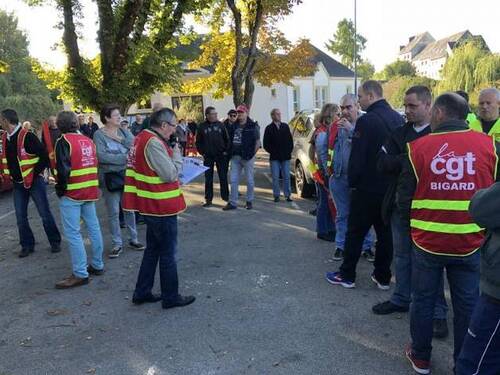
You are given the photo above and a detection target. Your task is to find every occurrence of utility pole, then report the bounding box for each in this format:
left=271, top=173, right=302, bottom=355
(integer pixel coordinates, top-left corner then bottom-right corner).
left=354, top=0, right=358, bottom=96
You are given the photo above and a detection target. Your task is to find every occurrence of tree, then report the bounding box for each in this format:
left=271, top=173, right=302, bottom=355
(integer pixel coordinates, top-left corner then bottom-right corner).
left=184, top=0, right=315, bottom=108
left=27, top=0, right=209, bottom=113
left=377, top=60, right=416, bottom=80
left=357, top=60, right=375, bottom=81
left=325, top=18, right=366, bottom=70
left=383, top=76, right=437, bottom=108
left=0, top=10, right=61, bottom=127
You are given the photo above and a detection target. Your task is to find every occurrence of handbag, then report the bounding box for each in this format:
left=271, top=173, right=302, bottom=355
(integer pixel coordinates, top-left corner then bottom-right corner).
left=104, top=170, right=125, bottom=192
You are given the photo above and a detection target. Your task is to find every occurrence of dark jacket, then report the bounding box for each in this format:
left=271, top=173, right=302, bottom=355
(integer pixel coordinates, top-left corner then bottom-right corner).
left=228, top=118, right=260, bottom=160
left=5, top=125, right=49, bottom=183
left=397, top=120, right=500, bottom=229
left=378, top=122, right=431, bottom=223
left=263, top=122, right=293, bottom=161
left=41, top=126, right=61, bottom=150
left=348, top=99, right=404, bottom=194
left=80, top=122, right=99, bottom=139
left=54, top=132, right=73, bottom=197
left=195, top=120, right=230, bottom=159
left=469, top=182, right=500, bottom=300
left=130, top=121, right=143, bottom=136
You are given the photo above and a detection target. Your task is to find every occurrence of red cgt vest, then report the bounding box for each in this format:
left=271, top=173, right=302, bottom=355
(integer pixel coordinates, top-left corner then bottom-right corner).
left=1, top=128, right=39, bottom=189
left=122, top=130, right=186, bottom=216
left=57, top=133, right=99, bottom=201
left=408, top=130, right=497, bottom=256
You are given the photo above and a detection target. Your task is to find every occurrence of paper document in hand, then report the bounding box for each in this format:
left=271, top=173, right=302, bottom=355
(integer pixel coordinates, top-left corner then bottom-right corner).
left=179, top=157, right=209, bottom=185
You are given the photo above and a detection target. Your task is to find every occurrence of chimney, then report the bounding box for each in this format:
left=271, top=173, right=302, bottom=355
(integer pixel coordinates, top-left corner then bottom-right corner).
left=400, top=45, right=405, bottom=51
left=409, top=36, right=415, bottom=42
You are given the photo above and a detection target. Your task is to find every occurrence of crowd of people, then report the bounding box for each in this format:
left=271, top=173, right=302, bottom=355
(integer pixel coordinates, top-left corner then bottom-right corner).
left=0, top=82, right=499, bottom=374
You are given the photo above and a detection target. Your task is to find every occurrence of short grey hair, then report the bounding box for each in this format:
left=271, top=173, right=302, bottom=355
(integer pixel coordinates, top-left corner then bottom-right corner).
left=480, top=88, right=500, bottom=101
left=340, top=94, right=358, bottom=104
left=270, top=108, right=280, bottom=116
left=150, top=108, right=177, bottom=128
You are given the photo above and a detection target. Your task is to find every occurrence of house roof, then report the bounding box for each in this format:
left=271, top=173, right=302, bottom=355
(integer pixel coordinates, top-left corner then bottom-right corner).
left=399, top=32, right=435, bottom=55
left=413, top=30, right=472, bottom=61
left=310, top=45, right=354, bottom=78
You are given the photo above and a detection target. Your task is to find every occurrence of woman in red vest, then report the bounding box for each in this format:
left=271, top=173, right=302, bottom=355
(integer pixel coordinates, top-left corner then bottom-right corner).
left=53, top=111, right=104, bottom=289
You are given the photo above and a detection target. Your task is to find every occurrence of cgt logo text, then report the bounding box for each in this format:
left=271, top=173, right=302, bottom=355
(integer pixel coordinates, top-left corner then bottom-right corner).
left=429, top=143, right=476, bottom=191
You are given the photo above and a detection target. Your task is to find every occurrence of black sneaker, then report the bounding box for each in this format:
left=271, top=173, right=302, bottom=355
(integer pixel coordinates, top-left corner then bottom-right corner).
left=317, top=233, right=334, bottom=242
left=132, top=294, right=162, bottom=305
left=372, top=301, right=409, bottom=315
left=162, top=295, right=196, bottom=309
left=129, top=241, right=145, bottom=251
left=19, top=248, right=34, bottom=258
left=332, top=248, right=343, bottom=261
left=371, top=274, right=390, bottom=291
left=51, top=243, right=61, bottom=253
left=285, top=196, right=293, bottom=202
left=309, top=208, right=317, bottom=216
left=274, top=197, right=280, bottom=202
left=433, top=319, right=449, bottom=339
left=202, top=201, right=212, bottom=207
left=222, top=203, right=237, bottom=211
left=108, top=246, right=123, bottom=258
left=363, top=249, right=375, bottom=262
left=245, top=201, right=253, bottom=210
left=87, top=264, right=104, bottom=276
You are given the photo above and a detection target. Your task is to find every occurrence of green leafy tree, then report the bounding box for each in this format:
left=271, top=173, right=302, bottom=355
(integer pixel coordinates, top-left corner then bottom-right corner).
left=325, top=18, right=366, bottom=69
left=185, top=0, right=315, bottom=108
left=383, top=76, right=437, bottom=109
left=379, top=60, right=416, bottom=80
left=357, top=60, right=375, bottom=81
left=26, top=0, right=210, bottom=113
left=0, top=10, right=61, bottom=127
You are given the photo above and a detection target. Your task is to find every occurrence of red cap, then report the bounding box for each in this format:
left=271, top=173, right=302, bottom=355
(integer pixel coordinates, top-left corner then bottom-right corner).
left=236, top=104, right=249, bottom=113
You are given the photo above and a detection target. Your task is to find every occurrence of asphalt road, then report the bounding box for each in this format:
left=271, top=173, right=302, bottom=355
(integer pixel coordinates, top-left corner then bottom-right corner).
left=0, top=153, right=455, bottom=375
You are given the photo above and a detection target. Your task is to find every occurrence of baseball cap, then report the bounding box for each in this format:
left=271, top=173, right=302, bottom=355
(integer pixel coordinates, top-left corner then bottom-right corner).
left=228, top=109, right=237, bottom=116
left=236, top=104, right=249, bottom=113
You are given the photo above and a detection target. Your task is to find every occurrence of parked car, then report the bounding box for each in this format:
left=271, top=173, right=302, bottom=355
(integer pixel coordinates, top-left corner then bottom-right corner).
left=0, top=130, right=13, bottom=192
left=289, top=109, right=319, bottom=198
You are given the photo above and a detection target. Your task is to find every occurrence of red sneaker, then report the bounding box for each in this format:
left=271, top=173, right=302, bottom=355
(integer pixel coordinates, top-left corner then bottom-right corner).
left=405, top=345, right=430, bottom=374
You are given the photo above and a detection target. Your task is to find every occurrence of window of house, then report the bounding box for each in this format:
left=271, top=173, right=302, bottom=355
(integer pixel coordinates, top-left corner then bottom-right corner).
left=346, top=85, right=353, bottom=94
left=292, top=87, right=300, bottom=113
left=271, top=88, right=277, bottom=98
left=314, top=86, right=328, bottom=108
left=171, top=95, right=204, bottom=121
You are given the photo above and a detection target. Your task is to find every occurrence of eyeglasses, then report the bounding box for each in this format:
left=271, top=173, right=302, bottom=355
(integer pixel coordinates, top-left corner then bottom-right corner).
left=340, top=105, right=353, bottom=111
left=229, top=114, right=237, bottom=117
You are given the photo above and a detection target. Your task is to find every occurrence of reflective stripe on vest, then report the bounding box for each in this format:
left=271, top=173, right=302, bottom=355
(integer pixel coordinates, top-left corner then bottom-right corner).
left=17, top=128, right=38, bottom=189
left=58, top=133, right=99, bottom=201
left=0, top=132, right=8, bottom=176
left=408, top=130, right=497, bottom=256
left=122, top=129, right=186, bottom=216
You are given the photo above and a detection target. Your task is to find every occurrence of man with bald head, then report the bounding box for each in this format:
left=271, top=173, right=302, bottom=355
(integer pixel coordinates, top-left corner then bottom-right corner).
left=469, top=88, right=500, bottom=142
left=398, top=92, right=499, bottom=374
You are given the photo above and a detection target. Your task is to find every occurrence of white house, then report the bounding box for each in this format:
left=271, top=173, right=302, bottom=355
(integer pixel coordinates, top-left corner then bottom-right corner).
left=127, top=44, right=355, bottom=130
left=398, top=30, right=488, bottom=80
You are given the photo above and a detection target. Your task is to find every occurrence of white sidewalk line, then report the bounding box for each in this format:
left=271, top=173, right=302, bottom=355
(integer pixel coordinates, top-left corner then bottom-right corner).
left=263, top=172, right=273, bottom=184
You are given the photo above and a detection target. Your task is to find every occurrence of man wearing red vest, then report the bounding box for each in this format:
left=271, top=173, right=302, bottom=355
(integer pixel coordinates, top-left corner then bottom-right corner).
left=0, top=109, right=61, bottom=258
left=53, top=111, right=104, bottom=289
left=398, top=93, right=500, bottom=374
left=41, top=115, right=61, bottom=178
left=123, top=108, right=195, bottom=309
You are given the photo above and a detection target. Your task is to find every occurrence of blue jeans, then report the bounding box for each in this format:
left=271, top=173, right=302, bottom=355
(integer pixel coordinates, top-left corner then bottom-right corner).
left=59, top=197, right=104, bottom=278
left=270, top=160, right=291, bottom=198
left=229, top=156, right=255, bottom=205
left=13, top=176, right=61, bottom=250
left=329, top=175, right=372, bottom=250
left=390, top=210, right=448, bottom=319
left=134, top=215, right=179, bottom=303
left=411, top=247, right=480, bottom=362
left=456, top=294, right=500, bottom=375
left=316, top=182, right=335, bottom=235
left=101, top=188, right=137, bottom=247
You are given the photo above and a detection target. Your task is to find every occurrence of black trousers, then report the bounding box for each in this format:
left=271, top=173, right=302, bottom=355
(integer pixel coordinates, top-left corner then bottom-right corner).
left=339, top=189, right=393, bottom=283
left=204, top=155, right=229, bottom=202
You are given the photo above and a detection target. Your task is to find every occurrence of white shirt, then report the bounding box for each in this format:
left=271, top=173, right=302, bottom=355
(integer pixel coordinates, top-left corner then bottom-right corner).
left=7, top=123, right=22, bottom=141
left=413, top=123, right=430, bottom=133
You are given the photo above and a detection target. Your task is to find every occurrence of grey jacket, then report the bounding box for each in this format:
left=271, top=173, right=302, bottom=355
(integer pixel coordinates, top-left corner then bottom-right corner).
left=146, top=137, right=183, bottom=183
left=469, top=182, right=500, bottom=300
left=93, top=128, right=134, bottom=185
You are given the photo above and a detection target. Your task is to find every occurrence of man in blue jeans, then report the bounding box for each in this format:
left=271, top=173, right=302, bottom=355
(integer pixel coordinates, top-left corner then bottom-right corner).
left=398, top=93, right=499, bottom=374
left=0, top=109, right=61, bottom=258
left=223, top=104, right=260, bottom=211
left=263, top=108, right=293, bottom=202
left=124, top=108, right=195, bottom=309
left=373, top=86, right=449, bottom=339
left=457, top=182, right=500, bottom=375
left=53, top=111, right=104, bottom=289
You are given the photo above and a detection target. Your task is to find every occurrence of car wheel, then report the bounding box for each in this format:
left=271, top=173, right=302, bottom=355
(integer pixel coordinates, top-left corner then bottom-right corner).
left=295, top=162, right=314, bottom=198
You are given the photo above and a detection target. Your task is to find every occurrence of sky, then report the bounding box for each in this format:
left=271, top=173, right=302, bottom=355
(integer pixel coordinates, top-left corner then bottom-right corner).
left=1, top=0, right=499, bottom=71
